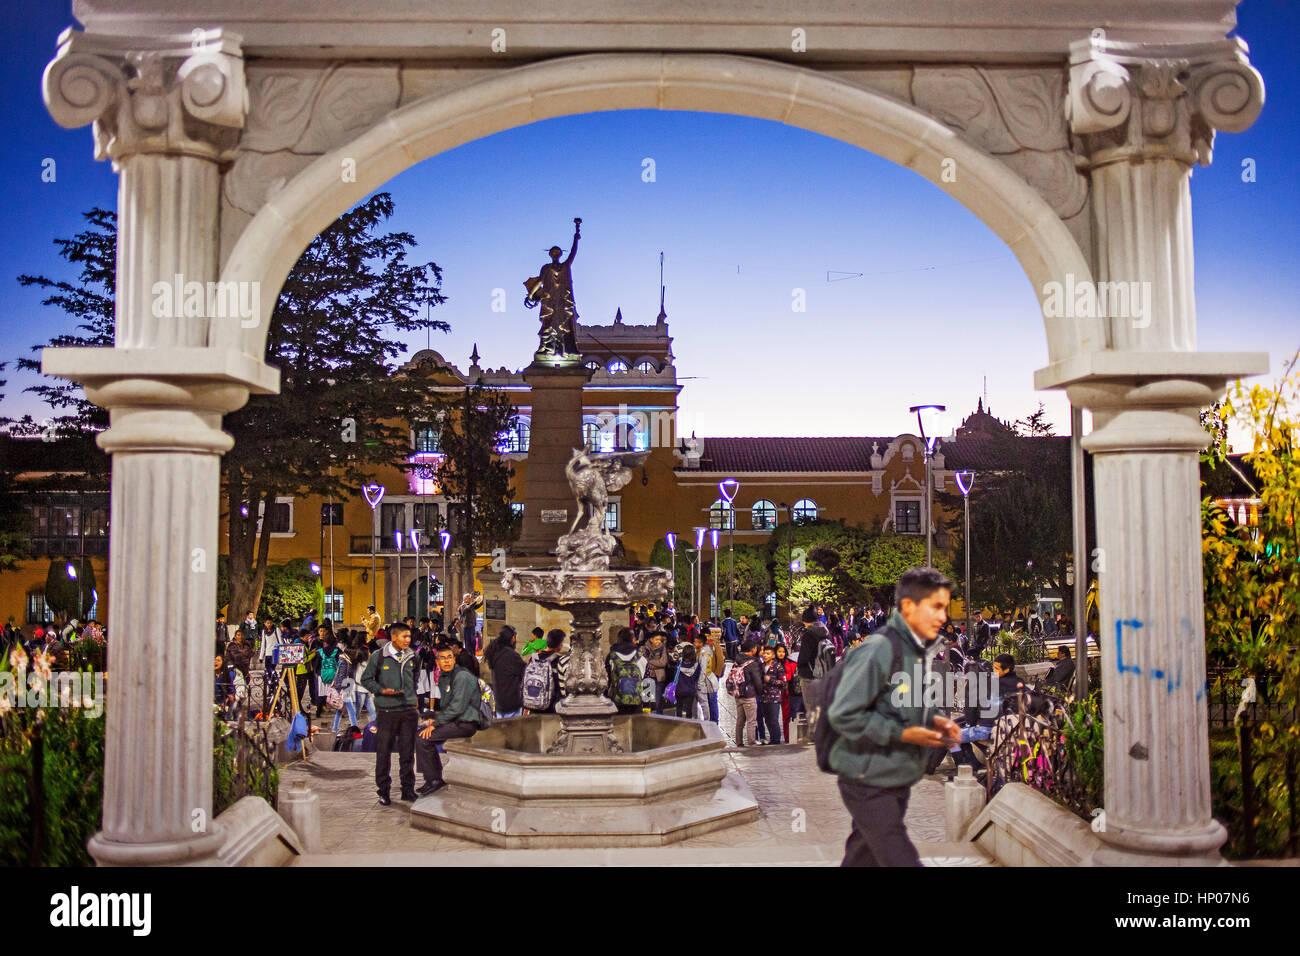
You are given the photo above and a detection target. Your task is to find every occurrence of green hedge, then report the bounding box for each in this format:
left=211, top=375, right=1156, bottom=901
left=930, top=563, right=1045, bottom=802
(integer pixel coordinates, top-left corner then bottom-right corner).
left=1, top=692, right=278, bottom=866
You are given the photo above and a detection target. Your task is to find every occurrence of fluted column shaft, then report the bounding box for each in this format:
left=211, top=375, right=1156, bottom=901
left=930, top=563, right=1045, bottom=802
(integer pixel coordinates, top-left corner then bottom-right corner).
left=116, top=154, right=220, bottom=348
left=1077, top=387, right=1225, bottom=861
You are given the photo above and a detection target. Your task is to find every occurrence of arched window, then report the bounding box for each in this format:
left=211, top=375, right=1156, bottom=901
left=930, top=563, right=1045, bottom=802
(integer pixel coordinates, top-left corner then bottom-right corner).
left=499, top=418, right=530, bottom=453
left=607, top=358, right=629, bottom=374
left=582, top=419, right=601, bottom=450
left=709, top=498, right=735, bottom=530
left=584, top=358, right=600, bottom=371
left=751, top=499, right=777, bottom=531
left=793, top=498, right=818, bottom=525
left=634, top=359, right=657, bottom=373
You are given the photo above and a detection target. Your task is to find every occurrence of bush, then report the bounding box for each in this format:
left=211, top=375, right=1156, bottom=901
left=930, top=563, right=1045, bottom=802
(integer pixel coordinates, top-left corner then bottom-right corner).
left=1061, top=692, right=1104, bottom=816
left=1210, top=727, right=1297, bottom=859
left=0, top=683, right=105, bottom=866
left=1, top=684, right=278, bottom=864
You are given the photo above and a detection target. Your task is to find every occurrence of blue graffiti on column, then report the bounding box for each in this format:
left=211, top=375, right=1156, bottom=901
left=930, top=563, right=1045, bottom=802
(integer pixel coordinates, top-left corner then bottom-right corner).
left=1115, top=618, right=1185, bottom=694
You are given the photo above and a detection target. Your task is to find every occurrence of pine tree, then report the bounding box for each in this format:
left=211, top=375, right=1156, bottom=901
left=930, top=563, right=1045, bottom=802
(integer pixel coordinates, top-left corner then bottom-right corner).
left=434, top=380, right=519, bottom=580
left=17, top=195, right=452, bottom=617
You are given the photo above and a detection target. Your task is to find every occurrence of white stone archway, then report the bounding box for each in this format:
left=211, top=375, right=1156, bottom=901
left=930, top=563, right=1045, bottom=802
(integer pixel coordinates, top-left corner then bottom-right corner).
left=38, top=2, right=1269, bottom=867
left=213, top=53, right=1100, bottom=364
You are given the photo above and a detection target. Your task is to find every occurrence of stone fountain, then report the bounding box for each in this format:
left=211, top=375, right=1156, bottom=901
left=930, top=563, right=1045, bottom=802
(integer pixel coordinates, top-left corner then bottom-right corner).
left=410, top=449, right=759, bottom=847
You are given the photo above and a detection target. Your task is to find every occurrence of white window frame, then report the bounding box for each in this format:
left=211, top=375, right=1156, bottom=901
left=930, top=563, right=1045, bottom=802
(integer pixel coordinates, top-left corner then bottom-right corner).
left=893, top=497, right=923, bottom=535
left=256, top=496, right=295, bottom=537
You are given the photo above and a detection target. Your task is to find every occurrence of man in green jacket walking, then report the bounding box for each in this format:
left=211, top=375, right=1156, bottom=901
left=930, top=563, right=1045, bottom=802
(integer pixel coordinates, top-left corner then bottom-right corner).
left=360, top=621, right=419, bottom=805
left=827, top=567, right=960, bottom=866
left=415, top=645, right=483, bottom=796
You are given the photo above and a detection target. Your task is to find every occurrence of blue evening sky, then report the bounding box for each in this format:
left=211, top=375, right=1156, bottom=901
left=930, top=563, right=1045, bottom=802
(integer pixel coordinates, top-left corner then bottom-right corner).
left=2, top=1, right=1296, bottom=443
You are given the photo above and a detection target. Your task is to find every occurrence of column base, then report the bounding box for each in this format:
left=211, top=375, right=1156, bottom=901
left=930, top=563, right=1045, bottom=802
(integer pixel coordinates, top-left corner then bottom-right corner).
left=88, top=825, right=227, bottom=867
left=1092, top=819, right=1227, bottom=866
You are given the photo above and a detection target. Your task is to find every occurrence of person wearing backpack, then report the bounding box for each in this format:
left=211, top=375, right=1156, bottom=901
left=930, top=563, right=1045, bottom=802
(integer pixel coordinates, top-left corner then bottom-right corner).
left=693, top=631, right=723, bottom=721
left=726, top=639, right=764, bottom=746
left=415, top=645, right=484, bottom=796
left=524, top=628, right=568, bottom=713
left=484, top=625, right=525, bottom=718
left=605, top=628, right=647, bottom=714
left=672, top=643, right=702, bottom=718
left=825, top=568, right=960, bottom=867
left=328, top=643, right=358, bottom=733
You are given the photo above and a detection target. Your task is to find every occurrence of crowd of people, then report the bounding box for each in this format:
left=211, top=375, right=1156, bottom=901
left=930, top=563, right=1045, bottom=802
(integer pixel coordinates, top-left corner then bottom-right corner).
left=1, top=618, right=107, bottom=669
left=208, top=575, right=1084, bottom=866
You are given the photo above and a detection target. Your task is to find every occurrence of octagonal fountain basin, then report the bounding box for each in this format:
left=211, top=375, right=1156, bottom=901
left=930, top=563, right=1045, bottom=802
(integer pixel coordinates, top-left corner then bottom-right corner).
left=410, top=714, right=760, bottom=848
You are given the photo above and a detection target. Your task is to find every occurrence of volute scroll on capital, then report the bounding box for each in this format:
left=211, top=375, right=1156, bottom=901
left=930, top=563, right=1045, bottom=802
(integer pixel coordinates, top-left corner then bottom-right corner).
left=43, top=28, right=248, bottom=165
left=1066, top=36, right=1263, bottom=168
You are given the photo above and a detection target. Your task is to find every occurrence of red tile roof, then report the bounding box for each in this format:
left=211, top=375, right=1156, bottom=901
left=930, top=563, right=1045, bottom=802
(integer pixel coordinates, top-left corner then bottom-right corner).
left=688, top=437, right=892, bottom=473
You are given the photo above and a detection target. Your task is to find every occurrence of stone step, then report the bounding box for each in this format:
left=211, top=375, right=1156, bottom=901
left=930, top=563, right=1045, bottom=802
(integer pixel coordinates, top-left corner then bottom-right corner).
left=290, top=839, right=995, bottom=867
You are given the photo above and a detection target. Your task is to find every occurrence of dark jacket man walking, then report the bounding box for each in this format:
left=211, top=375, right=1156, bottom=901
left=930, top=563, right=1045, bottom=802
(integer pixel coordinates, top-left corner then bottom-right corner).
left=827, top=567, right=960, bottom=866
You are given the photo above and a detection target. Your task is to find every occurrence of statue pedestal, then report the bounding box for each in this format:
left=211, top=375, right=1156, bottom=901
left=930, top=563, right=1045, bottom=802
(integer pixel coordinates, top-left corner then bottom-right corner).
left=515, top=361, right=591, bottom=557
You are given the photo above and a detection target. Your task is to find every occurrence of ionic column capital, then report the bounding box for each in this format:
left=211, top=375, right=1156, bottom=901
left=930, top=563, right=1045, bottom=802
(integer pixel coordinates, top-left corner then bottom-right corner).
left=1067, top=36, right=1263, bottom=169
left=43, top=28, right=247, bottom=165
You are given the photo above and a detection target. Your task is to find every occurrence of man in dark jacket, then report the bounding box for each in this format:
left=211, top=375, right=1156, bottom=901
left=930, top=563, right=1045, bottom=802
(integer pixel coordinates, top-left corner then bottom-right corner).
left=360, top=621, right=419, bottom=805
left=970, top=610, right=991, bottom=656
left=1044, top=646, right=1076, bottom=691
left=827, top=567, right=960, bottom=866
left=484, top=625, right=525, bottom=718
left=415, top=646, right=483, bottom=796
left=721, top=609, right=741, bottom=660
left=795, top=608, right=836, bottom=722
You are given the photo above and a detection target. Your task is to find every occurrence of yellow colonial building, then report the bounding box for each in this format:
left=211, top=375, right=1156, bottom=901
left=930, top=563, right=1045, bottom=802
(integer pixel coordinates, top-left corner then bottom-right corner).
left=3, top=307, right=1014, bottom=631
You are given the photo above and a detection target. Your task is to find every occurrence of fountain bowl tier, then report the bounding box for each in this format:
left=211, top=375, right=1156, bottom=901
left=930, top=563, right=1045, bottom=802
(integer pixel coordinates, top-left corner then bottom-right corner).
left=409, top=715, right=759, bottom=848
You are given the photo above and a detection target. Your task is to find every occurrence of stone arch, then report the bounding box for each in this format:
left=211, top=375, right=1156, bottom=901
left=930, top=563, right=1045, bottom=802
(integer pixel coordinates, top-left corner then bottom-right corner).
left=214, top=53, right=1098, bottom=364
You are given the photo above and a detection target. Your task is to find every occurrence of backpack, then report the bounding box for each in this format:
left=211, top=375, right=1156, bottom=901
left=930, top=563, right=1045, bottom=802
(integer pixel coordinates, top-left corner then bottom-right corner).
left=319, top=648, right=340, bottom=684
left=725, top=658, right=752, bottom=697
left=675, top=662, right=700, bottom=698
left=813, top=628, right=906, bottom=774
left=521, top=654, right=554, bottom=711
left=478, top=679, right=495, bottom=726
left=609, top=653, right=643, bottom=707
left=811, top=638, right=837, bottom=679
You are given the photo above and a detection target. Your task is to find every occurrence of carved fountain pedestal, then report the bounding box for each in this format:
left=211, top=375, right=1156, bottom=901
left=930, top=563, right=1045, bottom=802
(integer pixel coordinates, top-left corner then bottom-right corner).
left=410, top=449, right=760, bottom=848
left=501, top=567, right=671, bottom=755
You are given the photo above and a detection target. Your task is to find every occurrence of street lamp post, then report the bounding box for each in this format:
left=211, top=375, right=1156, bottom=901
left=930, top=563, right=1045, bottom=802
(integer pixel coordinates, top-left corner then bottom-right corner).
left=719, top=479, right=739, bottom=616
left=362, top=483, right=385, bottom=611
left=910, top=404, right=947, bottom=567
left=665, top=532, right=677, bottom=611
left=693, top=527, right=706, bottom=621
left=410, top=529, right=423, bottom=620
left=393, top=530, right=403, bottom=621
left=955, top=470, right=976, bottom=640
left=710, top=528, right=720, bottom=620
left=439, top=530, right=452, bottom=628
